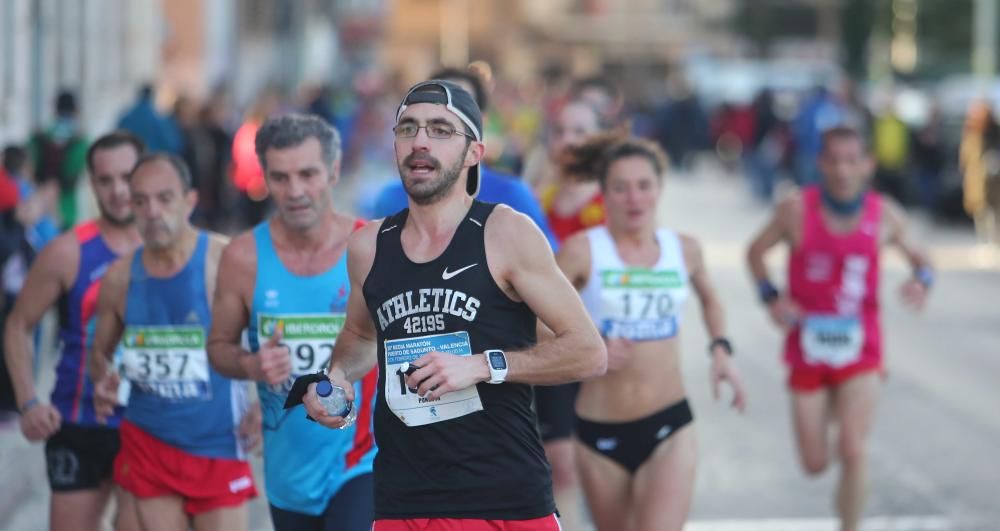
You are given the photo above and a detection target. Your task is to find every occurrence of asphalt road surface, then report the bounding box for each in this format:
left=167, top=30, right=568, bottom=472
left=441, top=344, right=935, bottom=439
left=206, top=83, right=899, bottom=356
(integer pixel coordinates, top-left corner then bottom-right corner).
left=2, top=168, right=997, bottom=531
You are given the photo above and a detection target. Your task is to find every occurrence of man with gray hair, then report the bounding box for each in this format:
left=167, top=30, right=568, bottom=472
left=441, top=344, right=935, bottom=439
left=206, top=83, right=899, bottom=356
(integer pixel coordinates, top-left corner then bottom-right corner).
left=208, top=114, right=377, bottom=531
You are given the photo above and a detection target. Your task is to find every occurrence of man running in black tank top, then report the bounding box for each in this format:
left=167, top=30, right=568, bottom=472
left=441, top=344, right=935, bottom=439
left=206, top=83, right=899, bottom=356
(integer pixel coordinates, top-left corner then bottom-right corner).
left=303, top=80, right=607, bottom=530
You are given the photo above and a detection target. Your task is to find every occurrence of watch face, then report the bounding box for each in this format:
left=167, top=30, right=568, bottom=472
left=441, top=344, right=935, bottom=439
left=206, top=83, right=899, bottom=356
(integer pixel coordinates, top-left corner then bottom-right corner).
left=488, top=351, right=507, bottom=370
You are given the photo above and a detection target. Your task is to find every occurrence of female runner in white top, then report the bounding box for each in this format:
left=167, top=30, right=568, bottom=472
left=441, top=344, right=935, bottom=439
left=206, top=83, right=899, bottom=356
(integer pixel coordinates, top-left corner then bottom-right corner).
left=555, top=136, right=747, bottom=531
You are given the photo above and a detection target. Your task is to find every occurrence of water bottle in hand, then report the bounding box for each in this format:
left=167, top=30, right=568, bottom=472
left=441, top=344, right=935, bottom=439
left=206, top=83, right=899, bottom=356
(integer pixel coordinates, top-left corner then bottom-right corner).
left=316, top=380, right=357, bottom=429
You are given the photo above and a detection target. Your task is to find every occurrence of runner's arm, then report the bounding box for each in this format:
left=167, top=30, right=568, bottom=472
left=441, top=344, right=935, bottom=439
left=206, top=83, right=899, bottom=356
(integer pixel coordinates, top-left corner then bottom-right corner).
left=206, top=236, right=258, bottom=379
left=883, top=199, right=933, bottom=310
left=686, top=234, right=748, bottom=411
left=536, top=232, right=592, bottom=344
left=490, top=208, right=606, bottom=385
left=326, top=226, right=379, bottom=383
left=3, top=234, right=76, bottom=409
left=684, top=235, right=727, bottom=341
left=746, top=194, right=796, bottom=286
left=87, top=258, right=129, bottom=381
left=883, top=199, right=933, bottom=274
left=554, top=231, right=591, bottom=290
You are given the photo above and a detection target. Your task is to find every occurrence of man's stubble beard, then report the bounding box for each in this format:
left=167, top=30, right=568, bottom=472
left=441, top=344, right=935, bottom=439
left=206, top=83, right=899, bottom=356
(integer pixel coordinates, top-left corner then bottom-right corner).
left=401, top=147, right=469, bottom=206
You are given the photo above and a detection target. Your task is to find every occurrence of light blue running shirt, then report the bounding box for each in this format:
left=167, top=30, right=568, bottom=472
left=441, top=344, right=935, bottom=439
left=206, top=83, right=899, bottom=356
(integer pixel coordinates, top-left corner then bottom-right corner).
left=248, top=220, right=377, bottom=515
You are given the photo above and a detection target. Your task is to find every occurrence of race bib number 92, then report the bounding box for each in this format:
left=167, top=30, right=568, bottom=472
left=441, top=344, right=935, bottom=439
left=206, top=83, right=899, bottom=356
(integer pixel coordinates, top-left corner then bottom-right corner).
left=257, top=313, right=344, bottom=394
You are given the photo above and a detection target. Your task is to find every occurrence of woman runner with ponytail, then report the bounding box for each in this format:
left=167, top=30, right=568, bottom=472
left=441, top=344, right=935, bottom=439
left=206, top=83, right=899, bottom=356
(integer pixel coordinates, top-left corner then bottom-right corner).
left=555, top=135, right=748, bottom=531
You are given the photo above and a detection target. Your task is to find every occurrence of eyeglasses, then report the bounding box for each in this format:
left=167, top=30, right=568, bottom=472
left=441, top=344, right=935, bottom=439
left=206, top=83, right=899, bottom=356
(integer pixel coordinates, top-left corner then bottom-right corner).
left=393, top=122, right=475, bottom=140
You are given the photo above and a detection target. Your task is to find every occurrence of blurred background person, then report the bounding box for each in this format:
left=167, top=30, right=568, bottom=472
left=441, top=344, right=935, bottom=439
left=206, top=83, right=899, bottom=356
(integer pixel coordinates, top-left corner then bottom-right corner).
left=652, top=75, right=709, bottom=173
left=871, top=95, right=912, bottom=205
left=746, top=89, right=787, bottom=203
left=28, top=91, right=89, bottom=230
left=540, top=99, right=610, bottom=243
left=960, top=100, right=1000, bottom=247
left=911, top=105, right=946, bottom=216
left=793, top=86, right=846, bottom=186
left=117, top=84, right=183, bottom=155
left=231, top=87, right=285, bottom=229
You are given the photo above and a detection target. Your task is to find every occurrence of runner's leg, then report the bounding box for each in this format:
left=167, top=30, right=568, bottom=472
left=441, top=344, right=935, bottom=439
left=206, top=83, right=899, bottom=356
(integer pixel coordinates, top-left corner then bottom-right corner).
left=575, top=440, right=630, bottom=531
left=322, top=473, right=374, bottom=531
left=192, top=504, right=248, bottom=531
left=113, top=485, right=142, bottom=531
left=545, top=439, right=583, bottom=530
left=791, top=388, right=833, bottom=475
left=833, top=372, right=880, bottom=531
left=50, top=486, right=112, bottom=531
left=269, top=504, right=322, bottom=531
left=631, top=426, right=697, bottom=531
left=134, top=495, right=188, bottom=531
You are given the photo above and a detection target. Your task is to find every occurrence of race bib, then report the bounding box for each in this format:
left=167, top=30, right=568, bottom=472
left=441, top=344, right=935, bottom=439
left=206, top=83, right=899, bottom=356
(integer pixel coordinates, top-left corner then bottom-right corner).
left=599, top=269, right=683, bottom=341
left=384, top=331, right=483, bottom=427
left=257, top=313, right=344, bottom=394
left=122, top=326, right=210, bottom=401
left=800, top=315, right=865, bottom=368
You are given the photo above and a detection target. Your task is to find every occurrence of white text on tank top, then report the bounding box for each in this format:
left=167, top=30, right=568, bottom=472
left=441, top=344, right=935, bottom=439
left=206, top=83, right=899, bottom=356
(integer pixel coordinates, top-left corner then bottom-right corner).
left=585, top=227, right=689, bottom=342
left=376, top=288, right=484, bottom=427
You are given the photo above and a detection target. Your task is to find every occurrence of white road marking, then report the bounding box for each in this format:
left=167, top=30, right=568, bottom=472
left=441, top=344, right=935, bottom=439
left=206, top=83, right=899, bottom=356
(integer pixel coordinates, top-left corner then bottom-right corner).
left=684, top=515, right=957, bottom=531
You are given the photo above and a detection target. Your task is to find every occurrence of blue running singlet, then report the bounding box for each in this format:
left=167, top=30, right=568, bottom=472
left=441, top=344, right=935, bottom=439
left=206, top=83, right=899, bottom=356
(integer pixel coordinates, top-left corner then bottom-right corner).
left=121, top=231, right=248, bottom=459
left=52, top=220, right=123, bottom=427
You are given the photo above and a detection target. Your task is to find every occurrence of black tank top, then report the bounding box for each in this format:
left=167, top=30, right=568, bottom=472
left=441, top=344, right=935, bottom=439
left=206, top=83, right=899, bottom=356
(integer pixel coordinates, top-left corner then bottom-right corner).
left=362, top=201, right=554, bottom=520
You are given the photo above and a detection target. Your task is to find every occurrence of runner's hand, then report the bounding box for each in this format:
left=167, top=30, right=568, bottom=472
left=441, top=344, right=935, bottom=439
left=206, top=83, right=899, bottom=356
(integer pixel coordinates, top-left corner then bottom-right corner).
left=303, top=368, right=355, bottom=429
left=238, top=401, right=263, bottom=454
left=605, top=337, right=635, bottom=371
left=900, top=278, right=928, bottom=311
left=256, top=328, right=292, bottom=386
left=408, top=351, right=490, bottom=401
left=710, top=352, right=747, bottom=413
left=93, top=372, right=121, bottom=425
left=20, top=402, right=62, bottom=441
left=767, top=295, right=802, bottom=331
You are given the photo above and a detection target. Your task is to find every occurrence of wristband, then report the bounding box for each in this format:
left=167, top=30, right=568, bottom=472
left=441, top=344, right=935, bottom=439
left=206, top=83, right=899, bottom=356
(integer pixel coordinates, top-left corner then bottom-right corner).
left=19, top=396, right=39, bottom=415
left=757, top=279, right=779, bottom=304
left=709, top=338, right=733, bottom=356
left=915, top=267, right=934, bottom=288
left=282, top=371, right=330, bottom=410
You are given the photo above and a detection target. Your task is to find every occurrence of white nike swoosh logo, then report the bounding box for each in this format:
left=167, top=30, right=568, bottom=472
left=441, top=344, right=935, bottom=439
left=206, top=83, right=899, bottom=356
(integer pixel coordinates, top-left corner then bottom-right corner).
left=442, top=263, right=478, bottom=280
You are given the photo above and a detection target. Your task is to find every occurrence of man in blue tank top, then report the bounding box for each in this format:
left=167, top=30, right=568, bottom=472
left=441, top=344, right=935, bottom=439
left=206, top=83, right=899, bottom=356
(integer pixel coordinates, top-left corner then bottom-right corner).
left=88, top=154, right=259, bottom=530
left=208, top=114, right=377, bottom=531
left=4, top=131, right=144, bottom=531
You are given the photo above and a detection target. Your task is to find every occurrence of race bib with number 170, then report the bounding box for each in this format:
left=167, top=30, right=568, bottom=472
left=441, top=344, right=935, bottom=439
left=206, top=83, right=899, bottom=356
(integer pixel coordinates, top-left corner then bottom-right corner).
left=599, top=269, right=684, bottom=341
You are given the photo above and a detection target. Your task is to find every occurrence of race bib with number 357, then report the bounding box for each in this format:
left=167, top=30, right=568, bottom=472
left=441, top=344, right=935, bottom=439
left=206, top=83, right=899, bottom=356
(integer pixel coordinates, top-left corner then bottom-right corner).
left=122, top=326, right=210, bottom=401
left=800, top=315, right=865, bottom=368
left=257, top=313, right=344, bottom=394
left=384, top=331, right=483, bottom=427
